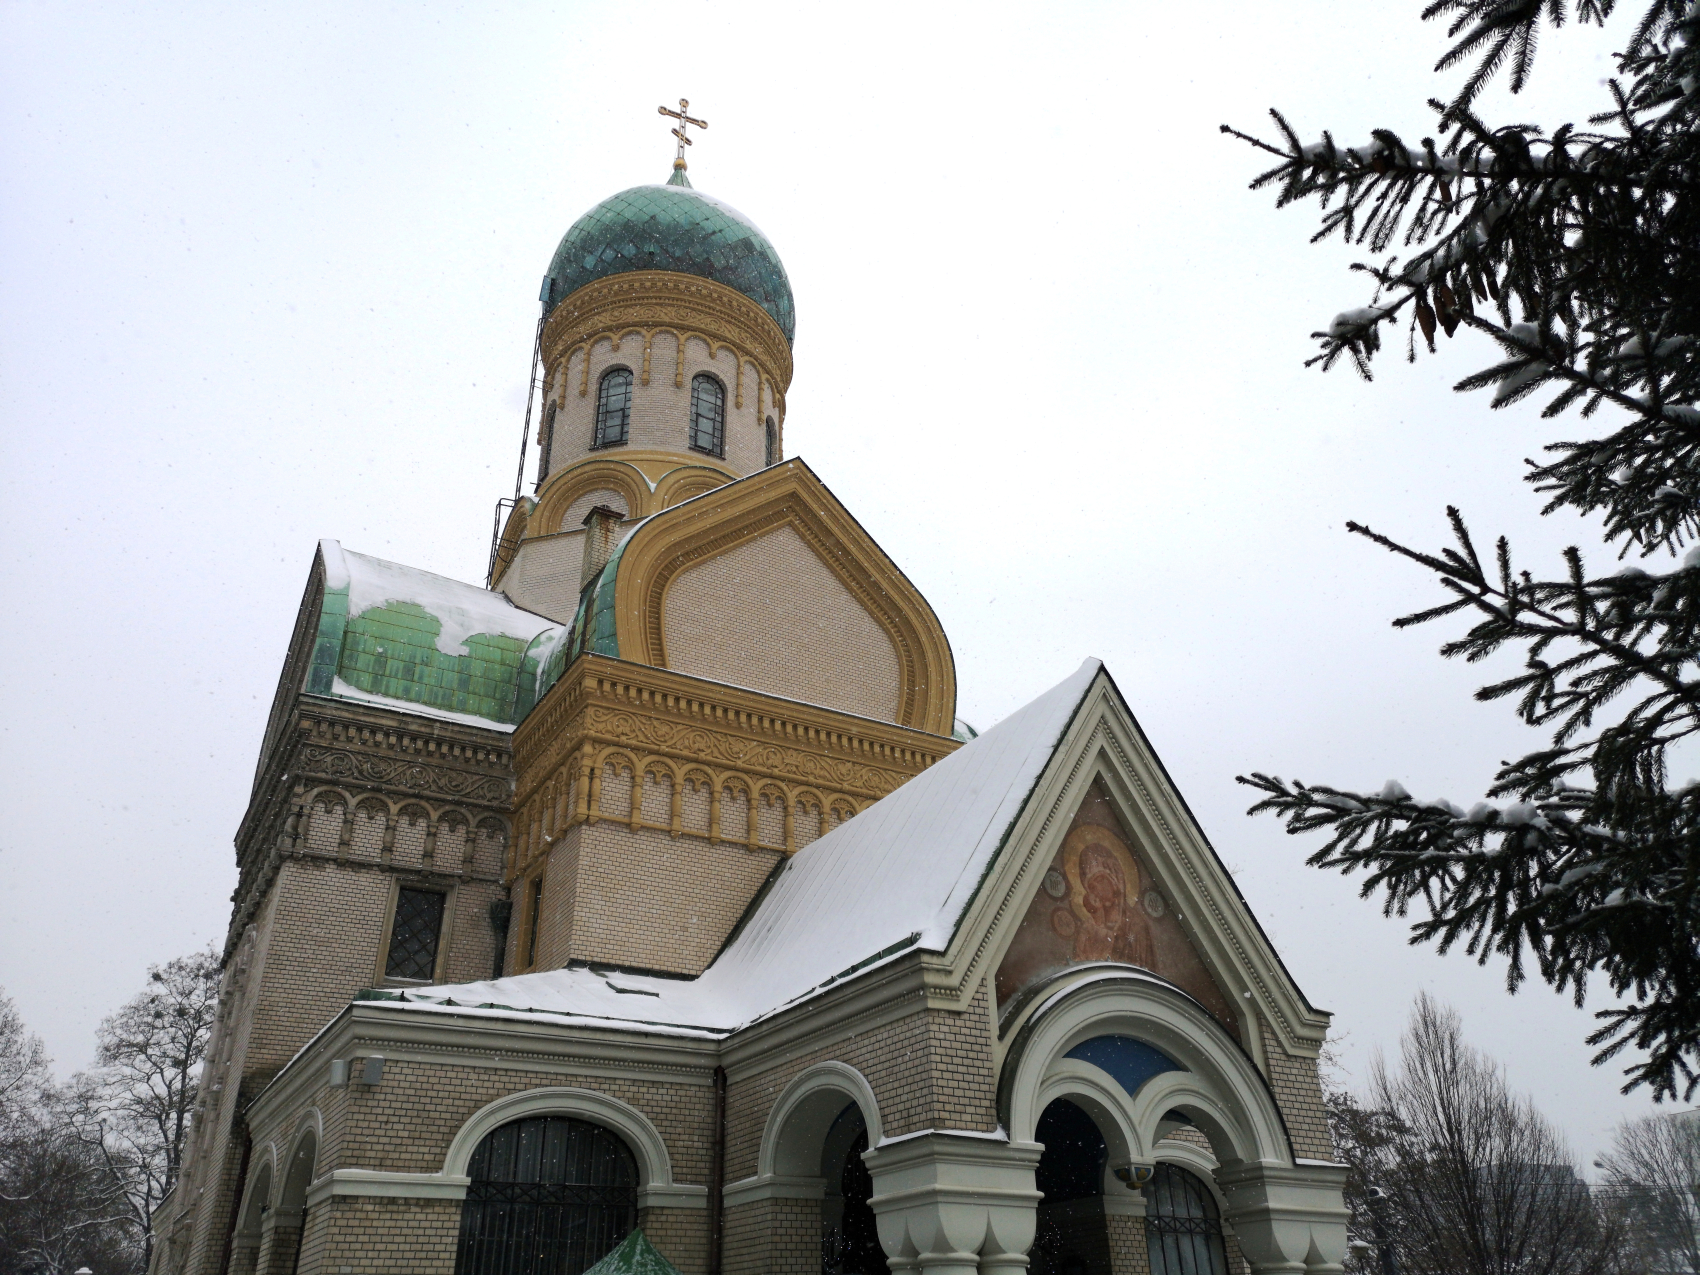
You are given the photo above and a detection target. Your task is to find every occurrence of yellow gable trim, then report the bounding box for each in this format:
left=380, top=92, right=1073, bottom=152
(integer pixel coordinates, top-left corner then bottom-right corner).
left=607, top=460, right=958, bottom=738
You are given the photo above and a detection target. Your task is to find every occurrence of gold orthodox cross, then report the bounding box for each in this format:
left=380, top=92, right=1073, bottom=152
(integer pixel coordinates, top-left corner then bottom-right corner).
left=658, top=98, right=707, bottom=168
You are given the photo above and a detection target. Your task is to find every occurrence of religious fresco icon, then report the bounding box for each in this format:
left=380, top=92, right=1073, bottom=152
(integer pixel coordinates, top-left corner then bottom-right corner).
left=1052, top=824, right=1156, bottom=969
left=994, top=787, right=1240, bottom=1038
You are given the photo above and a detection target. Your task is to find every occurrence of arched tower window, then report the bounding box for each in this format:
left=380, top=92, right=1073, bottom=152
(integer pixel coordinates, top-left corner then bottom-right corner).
left=690, top=374, right=725, bottom=457
left=453, top=1116, right=638, bottom=1275
left=765, top=415, right=778, bottom=467
left=538, top=400, right=558, bottom=486
left=594, top=368, right=632, bottom=449
left=1145, top=1162, right=1227, bottom=1275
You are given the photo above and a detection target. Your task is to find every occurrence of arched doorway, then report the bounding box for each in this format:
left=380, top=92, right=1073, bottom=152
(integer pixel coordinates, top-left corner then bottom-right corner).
left=1030, top=1099, right=1113, bottom=1275
left=1144, top=1163, right=1227, bottom=1275
left=452, top=1115, right=638, bottom=1275
left=819, top=1103, right=882, bottom=1275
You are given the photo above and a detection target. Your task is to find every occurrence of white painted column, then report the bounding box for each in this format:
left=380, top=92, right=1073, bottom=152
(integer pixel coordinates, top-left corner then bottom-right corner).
left=864, top=1132, right=1043, bottom=1275
left=1214, top=1161, right=1350, bottom=1274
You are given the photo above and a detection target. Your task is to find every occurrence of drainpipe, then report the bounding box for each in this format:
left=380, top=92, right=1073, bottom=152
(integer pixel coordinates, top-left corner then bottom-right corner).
left=707, top=1065, right=726, bottom=1275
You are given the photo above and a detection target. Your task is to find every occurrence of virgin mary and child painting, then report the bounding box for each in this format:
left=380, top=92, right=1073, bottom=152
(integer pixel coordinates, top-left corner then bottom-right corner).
left=994, top=801, right=1240, bottom=1036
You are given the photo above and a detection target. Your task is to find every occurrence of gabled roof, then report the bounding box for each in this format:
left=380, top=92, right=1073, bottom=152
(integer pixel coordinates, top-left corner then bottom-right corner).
left=373, top=656, right=1331, bottom=1054
left=308, top=540, right=561, bottom=731
left=377, top=659, right=1100, bottom=1030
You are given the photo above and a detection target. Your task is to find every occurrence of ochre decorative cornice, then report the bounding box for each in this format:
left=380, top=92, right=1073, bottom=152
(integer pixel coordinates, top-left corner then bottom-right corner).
left=509, top=655, right=957, bottom=875
left=532, top=453, right=738, bottom=533
left=608, top=460, right=959, bottom=737
left=542, top=271, right=793, bottom=400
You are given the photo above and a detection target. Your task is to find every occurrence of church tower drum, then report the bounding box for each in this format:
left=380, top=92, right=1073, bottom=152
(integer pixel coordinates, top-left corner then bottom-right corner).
left=493, top=162, right=795, bottom=624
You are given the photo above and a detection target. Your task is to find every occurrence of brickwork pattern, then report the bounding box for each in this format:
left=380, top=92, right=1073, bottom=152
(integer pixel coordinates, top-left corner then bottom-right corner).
left=526, top=819, right=781, bottom=976
left=502, top=533, right=586, bottom=625
left=1223, top=1230, right=1252, bottom=1274
left=309, top=1196, right=462, bottom=1275
left=638, top=1207, right=708, bottom=1275
left=304, top=1060, right=715, bottom=1184
left=552, top=334, right=775, bottom=480
left=723, top=1198, right=821, bottom=1275
left=1257, top=1019, right=1336, bottom=1162
left=1105, top=1214, right=1152, bottom=1275
left=724, top=980, right=999, bottom=1182
left=663, top=524, right=903, bottom=723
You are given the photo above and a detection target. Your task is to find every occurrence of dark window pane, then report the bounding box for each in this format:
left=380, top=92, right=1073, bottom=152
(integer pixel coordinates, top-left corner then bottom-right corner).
left=764, top=416, right=777, bottom=467
left=594, top=368, right=632, bottom=448
left=690, top=374, right=724, bottom=457
left=454, top=1117, right=637, bottom=1275
left=386, top=889, right=445, bottom=980
left=1145, top=1163, right=1226, bottom=1275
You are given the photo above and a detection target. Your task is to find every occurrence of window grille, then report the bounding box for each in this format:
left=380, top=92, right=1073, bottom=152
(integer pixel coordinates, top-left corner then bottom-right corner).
left=689, top=374, right=725, bottom=457
left=385, top=888, right=445, bottom=980
left=452, top=1117, right=637, bottom=1275
left=764, top=416, right=778, bottom=467
left=593, top=369, right=632, bottom=449
left=1145, top=1163, right=1227, bottom=1275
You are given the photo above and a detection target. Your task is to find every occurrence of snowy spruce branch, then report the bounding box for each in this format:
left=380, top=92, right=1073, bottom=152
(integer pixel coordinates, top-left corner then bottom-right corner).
left=1225, top=0, right=1700, bottom=1100
left=1239, top=506, right=1700, bottom=1097
left=1222, top=1, right=1699, bottom=556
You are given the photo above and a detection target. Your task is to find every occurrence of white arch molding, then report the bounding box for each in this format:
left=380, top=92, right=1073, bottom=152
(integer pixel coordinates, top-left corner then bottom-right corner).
left=725, top=1060, right=884, bottom=1207
left=1001, top=969, right=1348, bottom=1273
left=304, top=1085, right=705, bottom=1210
left=1002, top=969, right=1289, bottom=1169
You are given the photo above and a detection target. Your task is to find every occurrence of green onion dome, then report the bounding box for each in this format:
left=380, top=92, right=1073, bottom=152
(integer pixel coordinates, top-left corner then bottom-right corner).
left=542, top=169, right=794, bottom=344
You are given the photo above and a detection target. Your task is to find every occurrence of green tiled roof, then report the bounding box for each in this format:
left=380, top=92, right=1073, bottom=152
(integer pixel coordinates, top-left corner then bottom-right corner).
left=580, top=1231, right=681, bottom=1275
left=307, top=542, right=559, bottom=730
left=542, top=173, right=794, bottom=343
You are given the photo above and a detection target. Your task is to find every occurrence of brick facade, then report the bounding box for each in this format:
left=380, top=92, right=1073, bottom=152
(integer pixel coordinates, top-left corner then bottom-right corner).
left=1257, top=1017, right=1335, bottom=1162
left=663, top=524, right=904, bottom=724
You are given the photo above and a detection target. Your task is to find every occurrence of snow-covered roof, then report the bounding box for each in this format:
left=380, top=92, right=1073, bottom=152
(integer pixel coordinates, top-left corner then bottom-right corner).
left=306, top=540, right=562, bottom=731
left=374, top=659, right=1102, bottom=1033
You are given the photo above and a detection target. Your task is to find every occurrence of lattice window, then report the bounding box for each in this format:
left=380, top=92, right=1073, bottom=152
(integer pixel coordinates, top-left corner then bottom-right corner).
left=765, top=415, right=778, bottom=467
left=385, top=888, right=445, bottom=981
left=593, top=368, right=631, bottom=449
left=453, top=1117, right=637, bottom=1275
left=689, top=373, right=724, bottom=457
left=1145, top=1163, right=1227, bottom=1275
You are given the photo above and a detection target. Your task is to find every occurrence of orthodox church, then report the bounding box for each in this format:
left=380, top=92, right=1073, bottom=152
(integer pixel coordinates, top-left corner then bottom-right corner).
left=148, top=117, right=1349, bottom=1275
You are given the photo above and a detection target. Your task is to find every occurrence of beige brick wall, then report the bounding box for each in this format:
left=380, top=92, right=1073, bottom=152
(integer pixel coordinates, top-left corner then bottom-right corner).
left=723, top=1197, right=820, bottom=1275
left=249, top=1061, right=714, bottom=1272
left=315, top=1059, right=714, bottom=1184
left=502, top=532, right=585, bottom=624
left=1257, top=1018, right=1335, bottom=1162
left=724, top=979, right=1000, bottom=1182
left=549, top=334, right=777, bottom=480
left=663, top=524, right=903, bottom=723
left=521, top=818, right=781, bottom=977
left=639, top=1206, right=708, bottom=1275
left=302, top=1196, right=462, bottom=1275
left=1105, top=1213, right=1152, bottom=1275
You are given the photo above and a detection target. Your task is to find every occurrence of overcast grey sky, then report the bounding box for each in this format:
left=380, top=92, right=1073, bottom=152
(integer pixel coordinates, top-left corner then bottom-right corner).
left=0, top=1, right=1657, bottom=1165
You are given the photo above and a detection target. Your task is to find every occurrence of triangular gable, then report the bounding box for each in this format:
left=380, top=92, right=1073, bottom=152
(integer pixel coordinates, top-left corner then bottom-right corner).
left=934, top=665, right=1331, bottom=1059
